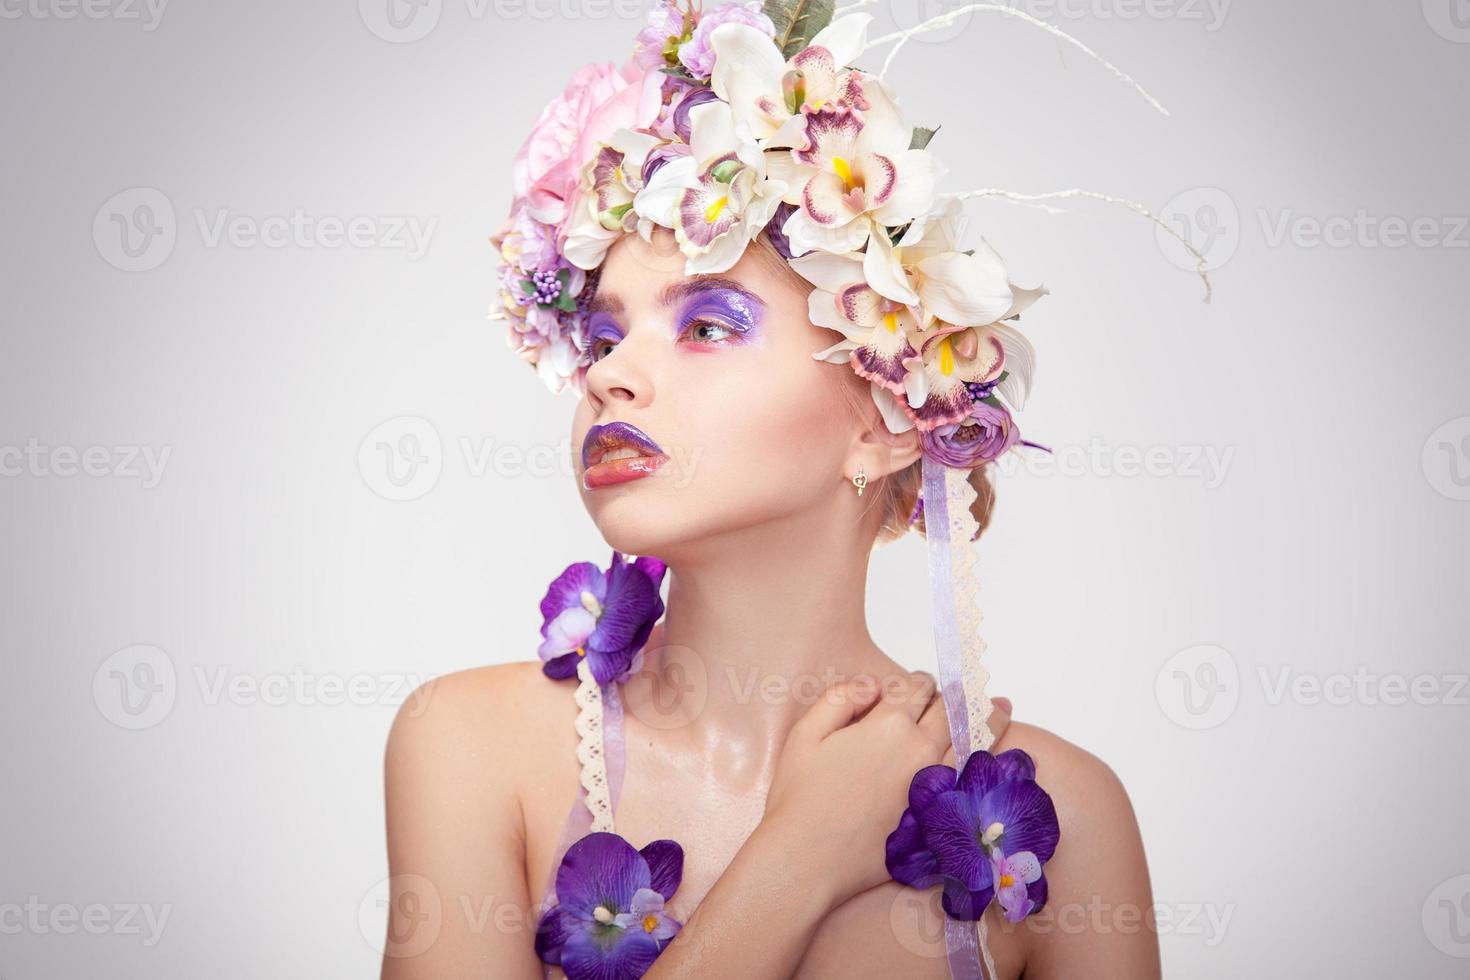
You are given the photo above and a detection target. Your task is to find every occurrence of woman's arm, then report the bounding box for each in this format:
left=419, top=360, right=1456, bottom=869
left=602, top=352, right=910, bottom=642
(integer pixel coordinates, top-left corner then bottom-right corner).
left=641, top=676, right=1012, bottom=978
left=381, top=666, right=545, bottom=978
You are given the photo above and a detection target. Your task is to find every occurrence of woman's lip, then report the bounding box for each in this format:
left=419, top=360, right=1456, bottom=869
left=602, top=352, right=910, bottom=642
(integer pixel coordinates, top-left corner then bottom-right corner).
left=582, top=452, right=670, bottom=489
left=582, top=421, right=665, bottom=469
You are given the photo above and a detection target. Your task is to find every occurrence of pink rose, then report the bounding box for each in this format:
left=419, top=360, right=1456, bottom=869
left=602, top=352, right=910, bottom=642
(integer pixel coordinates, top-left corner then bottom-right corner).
left=510, top=60, right=661, bottom=233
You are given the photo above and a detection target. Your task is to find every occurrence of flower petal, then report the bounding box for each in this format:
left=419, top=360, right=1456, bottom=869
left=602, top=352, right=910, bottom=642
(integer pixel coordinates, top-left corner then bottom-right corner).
left=940, top=876, right=994, bottom=922
left=534, top=905, right=572, bottom=965
left=917, top=790, right=988, bottom=890
left=540, top=561, right=605, bottom=629
left=560, top=923, right=662, bottom=980
left=885, top=807, right=940, bottom=887
left=639, top=839, right=684, bottom=902
left=979, top=780, right=1060, bottom=864
left=555, top=832, right=651, bottom=919
left=916, top=251, right=1014, bottom=327
left=808, top=12, right=873, bottom=65
left=539, top=607, right=598, bottom=659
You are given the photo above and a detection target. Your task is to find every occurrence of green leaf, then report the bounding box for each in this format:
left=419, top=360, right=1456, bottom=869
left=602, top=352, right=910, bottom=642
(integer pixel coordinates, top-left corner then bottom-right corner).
left=764, top=0, right=835, bottom=59
left=553, top=289, right=579, bottom=312
left=518, top=279, right=536, bottom=294
left=909, top=125, right=939, bottom=150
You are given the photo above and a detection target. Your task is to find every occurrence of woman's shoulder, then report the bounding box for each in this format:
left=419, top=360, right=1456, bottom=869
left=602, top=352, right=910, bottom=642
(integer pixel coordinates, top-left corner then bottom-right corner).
left=387, top=661, right=577, bottom=755
left=384, top=662, right=581, bottom=825
left=991, top=719, right=1156, bottom=968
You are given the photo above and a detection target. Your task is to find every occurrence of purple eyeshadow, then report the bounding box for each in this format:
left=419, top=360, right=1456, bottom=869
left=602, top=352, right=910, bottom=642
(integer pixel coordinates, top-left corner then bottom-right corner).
left=585, top=311, right=624, bottom=343
left=675, top=287, right=765, bottom=336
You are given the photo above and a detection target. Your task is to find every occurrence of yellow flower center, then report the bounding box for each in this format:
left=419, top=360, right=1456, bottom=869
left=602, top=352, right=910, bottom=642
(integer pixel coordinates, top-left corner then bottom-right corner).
left=999, top=874, right=1015, bottom=888
left=831, top=155, right=855, bottom=189
left=642, top=914, right=658, bottom=932
left=576, top=645, right=586, bottom=658
left=938, top=335, right=956, bottom=376
left=883, top=311, right=898, bottom=333
left=704, top=195, right=729, bottom=223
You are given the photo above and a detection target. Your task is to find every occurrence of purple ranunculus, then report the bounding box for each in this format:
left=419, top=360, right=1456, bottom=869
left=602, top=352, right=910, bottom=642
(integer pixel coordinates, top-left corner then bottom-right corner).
left=538, top=550, right=667, bottom=686
left=885, top=748, right=1059, bottom=922
left=918, top=400, right=1022, bottom=469
left=535, top=831, right=685, bottom=980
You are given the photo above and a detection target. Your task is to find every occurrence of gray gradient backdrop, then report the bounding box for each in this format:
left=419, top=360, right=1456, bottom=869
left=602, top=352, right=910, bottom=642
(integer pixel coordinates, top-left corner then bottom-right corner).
left=2, top=0, right=1468, bottom=976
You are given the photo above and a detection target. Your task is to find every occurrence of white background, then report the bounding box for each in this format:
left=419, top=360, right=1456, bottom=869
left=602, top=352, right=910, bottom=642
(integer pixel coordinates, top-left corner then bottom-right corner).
left=2, top=0, right=1468, bottom=975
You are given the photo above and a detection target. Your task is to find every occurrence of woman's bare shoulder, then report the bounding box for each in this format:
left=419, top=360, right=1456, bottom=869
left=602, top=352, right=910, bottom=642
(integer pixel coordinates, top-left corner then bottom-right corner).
left=384, top=662, right=579, bottom=826
left=991, top=720, right=1159, bottom=974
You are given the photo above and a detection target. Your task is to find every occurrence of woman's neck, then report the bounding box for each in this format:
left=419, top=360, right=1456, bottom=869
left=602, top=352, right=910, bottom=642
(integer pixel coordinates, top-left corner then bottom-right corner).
left=623, top=516, right=902, bottom=796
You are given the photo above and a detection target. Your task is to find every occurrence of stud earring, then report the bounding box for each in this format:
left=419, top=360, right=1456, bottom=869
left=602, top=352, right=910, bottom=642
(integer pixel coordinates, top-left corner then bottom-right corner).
left=852, top=464, right=867, bottom=498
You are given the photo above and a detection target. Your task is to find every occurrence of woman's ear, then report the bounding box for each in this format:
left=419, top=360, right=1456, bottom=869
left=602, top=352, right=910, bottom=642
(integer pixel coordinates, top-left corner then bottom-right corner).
left=852, top=393, right=924, bottom=480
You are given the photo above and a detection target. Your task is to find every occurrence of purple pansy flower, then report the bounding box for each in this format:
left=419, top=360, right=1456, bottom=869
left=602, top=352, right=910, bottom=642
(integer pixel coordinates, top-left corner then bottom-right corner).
left=538, top=550, right=667, bottom=686
left=885, top=748, right=1059, bottom=922
left=535, top=831, right=685, bottom=980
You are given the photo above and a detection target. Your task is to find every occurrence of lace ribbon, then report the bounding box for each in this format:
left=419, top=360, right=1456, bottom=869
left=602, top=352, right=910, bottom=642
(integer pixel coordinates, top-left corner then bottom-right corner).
left=923, top=455, right=1000, bottom=980
left=536, top=657, right=628, bottom=979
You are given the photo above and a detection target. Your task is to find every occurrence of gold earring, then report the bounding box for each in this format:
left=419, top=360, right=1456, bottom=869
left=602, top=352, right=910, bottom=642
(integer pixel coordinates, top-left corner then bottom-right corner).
left=852, top=464, right=867, bottom=498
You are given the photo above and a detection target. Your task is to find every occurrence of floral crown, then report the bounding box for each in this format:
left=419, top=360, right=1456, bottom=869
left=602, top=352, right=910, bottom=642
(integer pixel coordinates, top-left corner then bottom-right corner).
left=488, top=0, right=1071, bottom=472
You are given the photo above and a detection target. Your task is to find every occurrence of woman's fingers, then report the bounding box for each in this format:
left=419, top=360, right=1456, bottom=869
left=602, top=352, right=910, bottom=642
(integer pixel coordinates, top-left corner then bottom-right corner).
left=891, top=671, right=937, bottom=722
left=792, top=675, right=882, bottom=742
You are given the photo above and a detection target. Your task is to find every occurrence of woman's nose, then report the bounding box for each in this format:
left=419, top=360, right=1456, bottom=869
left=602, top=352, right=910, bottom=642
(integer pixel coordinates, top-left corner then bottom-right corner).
left=584, top=334, right=655, bottom=410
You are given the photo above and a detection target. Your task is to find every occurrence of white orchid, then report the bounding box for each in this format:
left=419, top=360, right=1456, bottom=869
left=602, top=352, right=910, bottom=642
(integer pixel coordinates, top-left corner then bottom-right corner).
left=708, top=13, right=874, bottom=147
left=765, top=71, right=944, bottom=258
left=633, top=98, right=788, bottom=274
left=563, top=127, right=666, bottom=270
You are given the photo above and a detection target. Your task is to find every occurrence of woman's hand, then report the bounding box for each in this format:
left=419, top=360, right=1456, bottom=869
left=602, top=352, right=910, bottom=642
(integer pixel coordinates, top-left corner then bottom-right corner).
left=758, top=671, right=1012, bottom=911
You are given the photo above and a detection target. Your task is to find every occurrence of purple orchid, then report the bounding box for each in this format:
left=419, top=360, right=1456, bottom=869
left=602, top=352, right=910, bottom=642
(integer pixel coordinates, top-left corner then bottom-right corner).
left=885, top=748, right=1060, bottom=922
left=535, top=831, right=685, bottom=979
left=538, top=550, right=667, bottom=686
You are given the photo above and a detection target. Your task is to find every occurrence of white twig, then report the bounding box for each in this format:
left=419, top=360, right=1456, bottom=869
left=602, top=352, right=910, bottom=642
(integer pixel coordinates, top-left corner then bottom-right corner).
left=945, top=187, right=1213, bottom=303
left=864, top=3, right=1167, bottom=117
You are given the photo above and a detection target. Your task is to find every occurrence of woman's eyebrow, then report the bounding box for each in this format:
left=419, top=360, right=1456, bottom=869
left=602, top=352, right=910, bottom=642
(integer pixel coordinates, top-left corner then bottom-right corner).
left=584, top=275, right=762, bottom=319
left=658, top=275, right=763, bottom=310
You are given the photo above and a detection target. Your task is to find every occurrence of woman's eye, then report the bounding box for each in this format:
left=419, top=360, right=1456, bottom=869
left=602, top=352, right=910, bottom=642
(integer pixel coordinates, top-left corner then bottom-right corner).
left=588, top=338, right=619, bottom=363
left=680, top=319, right=738, bottom=345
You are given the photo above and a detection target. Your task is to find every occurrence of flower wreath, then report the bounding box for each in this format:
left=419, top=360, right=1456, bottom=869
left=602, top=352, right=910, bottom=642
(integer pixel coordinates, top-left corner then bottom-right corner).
left=488, top=0, right=1076, bottom=472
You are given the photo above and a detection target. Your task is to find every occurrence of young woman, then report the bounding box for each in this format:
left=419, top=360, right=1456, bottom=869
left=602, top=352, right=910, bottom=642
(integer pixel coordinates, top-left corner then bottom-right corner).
left=382, top=227, right=1157, bottom=978
left=384, top=3, right=1160, bottom=976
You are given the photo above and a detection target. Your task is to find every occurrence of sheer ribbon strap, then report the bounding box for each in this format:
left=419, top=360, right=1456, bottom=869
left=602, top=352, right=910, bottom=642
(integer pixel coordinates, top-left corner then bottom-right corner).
left=536, top=659, right=629, bottom=978
left=922, top=456, right=1000, bottom=980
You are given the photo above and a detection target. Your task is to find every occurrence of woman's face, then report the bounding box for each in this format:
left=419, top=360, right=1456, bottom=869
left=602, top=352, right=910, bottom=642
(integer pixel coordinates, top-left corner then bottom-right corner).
left=571, top=228, right=875, bottom=559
